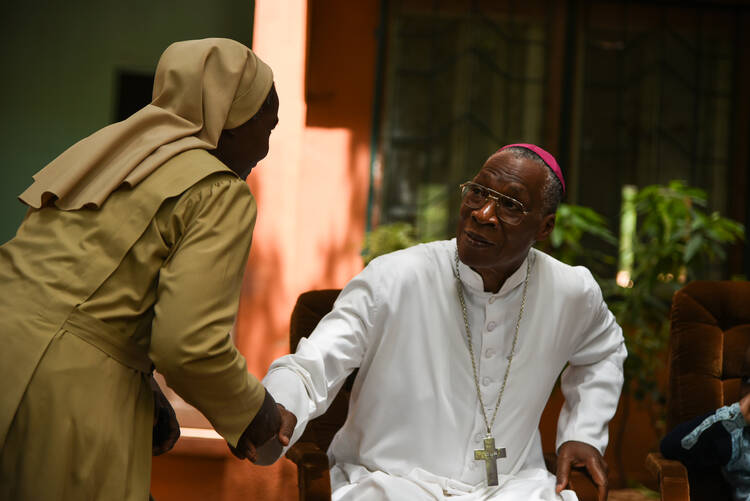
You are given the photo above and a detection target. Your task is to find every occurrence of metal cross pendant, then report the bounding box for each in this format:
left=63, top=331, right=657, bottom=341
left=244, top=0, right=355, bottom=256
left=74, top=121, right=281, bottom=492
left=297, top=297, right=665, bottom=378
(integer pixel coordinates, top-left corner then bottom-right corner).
left=474, top=435, right=506, bottom=486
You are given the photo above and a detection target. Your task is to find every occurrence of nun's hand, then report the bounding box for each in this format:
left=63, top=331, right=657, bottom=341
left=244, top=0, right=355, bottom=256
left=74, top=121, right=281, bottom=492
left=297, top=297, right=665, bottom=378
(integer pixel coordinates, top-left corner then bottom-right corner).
left=151, top=375, right=180, bottom=456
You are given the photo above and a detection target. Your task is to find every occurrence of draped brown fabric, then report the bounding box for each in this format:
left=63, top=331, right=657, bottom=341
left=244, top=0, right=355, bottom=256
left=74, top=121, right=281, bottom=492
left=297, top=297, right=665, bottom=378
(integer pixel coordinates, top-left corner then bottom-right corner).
left=19, top=38, right=273, bottom=210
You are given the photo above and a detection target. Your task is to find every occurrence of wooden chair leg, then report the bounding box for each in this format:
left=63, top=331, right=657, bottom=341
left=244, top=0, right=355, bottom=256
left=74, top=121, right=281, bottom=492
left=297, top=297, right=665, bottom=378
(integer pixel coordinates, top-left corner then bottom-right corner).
left=287, top=442, right=332, bottom=501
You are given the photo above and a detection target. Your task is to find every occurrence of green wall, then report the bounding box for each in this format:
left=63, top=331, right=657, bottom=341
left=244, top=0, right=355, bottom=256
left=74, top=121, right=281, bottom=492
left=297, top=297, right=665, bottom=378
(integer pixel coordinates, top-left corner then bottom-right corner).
left=0, top=0, right=254, bottom=243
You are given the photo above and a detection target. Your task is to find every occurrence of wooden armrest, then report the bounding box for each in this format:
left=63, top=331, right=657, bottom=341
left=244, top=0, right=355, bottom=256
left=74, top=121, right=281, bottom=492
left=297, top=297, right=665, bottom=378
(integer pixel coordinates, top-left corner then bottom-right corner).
left=286, top=442, right=332, bottom=501
left=543, top=452, right=600, bottom=501
left=645, top=452, right=690, bottom=501
left=286, top=442, right=328, bottom=470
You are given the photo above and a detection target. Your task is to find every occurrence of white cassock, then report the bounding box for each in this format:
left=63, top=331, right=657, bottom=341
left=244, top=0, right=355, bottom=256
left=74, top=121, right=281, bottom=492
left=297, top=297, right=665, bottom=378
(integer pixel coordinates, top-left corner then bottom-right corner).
left=263, top=239, right=626, bottom=501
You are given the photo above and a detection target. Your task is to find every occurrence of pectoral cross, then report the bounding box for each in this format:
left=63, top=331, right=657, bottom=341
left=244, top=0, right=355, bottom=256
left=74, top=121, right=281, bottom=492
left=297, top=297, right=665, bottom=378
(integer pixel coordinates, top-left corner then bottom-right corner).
left=474, top=435, right=506, bottom=486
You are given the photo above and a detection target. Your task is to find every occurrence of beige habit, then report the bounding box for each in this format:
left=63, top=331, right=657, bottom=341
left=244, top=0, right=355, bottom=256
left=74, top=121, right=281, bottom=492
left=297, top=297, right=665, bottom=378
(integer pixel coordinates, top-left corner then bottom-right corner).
left=0, top=38, right=273, bottom=500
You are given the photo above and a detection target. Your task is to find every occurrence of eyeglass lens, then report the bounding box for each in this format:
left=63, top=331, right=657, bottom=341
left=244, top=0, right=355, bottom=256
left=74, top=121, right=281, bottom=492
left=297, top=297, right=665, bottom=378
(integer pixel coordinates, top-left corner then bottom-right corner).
left=461, top=184, right=525, bottom=224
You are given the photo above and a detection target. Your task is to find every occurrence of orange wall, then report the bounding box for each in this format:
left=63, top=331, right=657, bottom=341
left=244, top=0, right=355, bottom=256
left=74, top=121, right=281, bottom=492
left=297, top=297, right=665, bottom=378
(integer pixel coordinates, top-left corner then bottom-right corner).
left=152, top=1, right=378, bottom=499
left=237, top=0, right=377, bottom=379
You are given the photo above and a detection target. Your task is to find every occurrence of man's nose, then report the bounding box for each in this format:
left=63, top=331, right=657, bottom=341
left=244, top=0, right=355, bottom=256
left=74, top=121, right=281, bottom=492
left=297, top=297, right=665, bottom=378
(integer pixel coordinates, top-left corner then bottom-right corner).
left=472, top=199, right=499, bottom=226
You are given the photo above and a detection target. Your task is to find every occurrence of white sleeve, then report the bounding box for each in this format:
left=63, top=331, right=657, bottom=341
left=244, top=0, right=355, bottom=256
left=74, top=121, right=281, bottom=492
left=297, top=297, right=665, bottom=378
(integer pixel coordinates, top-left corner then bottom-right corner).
left=555, top=270, right=627, bottom=455
left=260, top=262, right=384, bottom=461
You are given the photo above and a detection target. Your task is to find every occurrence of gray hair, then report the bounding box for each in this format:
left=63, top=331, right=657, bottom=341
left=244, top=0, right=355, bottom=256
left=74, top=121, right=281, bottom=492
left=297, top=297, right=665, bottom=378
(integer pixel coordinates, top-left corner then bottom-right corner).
left=498, top=146, right=563, bottom=214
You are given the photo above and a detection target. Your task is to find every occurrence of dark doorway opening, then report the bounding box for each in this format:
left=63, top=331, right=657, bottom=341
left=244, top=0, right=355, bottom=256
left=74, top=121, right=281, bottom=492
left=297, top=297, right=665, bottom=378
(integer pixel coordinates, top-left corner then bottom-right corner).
left=115, top=71, right=154, bottom=123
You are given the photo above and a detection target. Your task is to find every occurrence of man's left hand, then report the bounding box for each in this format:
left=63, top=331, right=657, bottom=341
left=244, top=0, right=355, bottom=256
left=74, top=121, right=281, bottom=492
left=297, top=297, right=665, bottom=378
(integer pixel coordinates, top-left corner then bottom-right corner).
left=555, top=440, right=608, bottom=501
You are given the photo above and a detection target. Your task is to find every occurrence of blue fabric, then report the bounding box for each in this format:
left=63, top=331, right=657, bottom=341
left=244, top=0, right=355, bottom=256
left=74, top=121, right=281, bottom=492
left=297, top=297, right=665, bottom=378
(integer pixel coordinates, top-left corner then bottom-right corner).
left=678, top=403, right=750, bottom=501
left=661, top=410, right=731, bottom=469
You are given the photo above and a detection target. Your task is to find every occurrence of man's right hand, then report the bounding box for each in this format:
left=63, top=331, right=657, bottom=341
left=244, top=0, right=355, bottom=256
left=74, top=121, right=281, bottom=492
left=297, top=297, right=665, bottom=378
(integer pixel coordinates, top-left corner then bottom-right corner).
left=229, top=390, right=297, bottom=463
left=276, top=404, right=297, bottom=446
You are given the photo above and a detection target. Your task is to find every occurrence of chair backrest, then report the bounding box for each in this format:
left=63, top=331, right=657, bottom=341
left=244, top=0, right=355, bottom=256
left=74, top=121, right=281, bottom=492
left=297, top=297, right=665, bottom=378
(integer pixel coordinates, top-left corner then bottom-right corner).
left=289, top=289, right=353, bottom=452
left=666, top=280, right=750, bottom=499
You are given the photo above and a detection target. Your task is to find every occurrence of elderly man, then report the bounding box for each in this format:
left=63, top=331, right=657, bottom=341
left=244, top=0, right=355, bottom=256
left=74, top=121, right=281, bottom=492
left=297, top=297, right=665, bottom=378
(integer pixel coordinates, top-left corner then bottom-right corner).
left=263, top=144, right=626, bottom=501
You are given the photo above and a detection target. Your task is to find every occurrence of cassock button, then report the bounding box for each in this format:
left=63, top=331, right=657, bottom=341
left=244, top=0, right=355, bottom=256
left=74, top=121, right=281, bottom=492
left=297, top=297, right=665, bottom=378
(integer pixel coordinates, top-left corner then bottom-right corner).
left=484, top=348, right=495, bottom=358
left=486, top=321, right=497, bottom=331
left=489, top=296, right=496, bottom=304
left=482, top=377, right=492, bottom=386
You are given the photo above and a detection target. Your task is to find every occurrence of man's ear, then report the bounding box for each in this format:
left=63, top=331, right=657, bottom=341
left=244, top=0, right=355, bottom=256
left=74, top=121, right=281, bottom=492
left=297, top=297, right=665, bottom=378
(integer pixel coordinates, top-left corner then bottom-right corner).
left=536, top=213, right=556, bottom=241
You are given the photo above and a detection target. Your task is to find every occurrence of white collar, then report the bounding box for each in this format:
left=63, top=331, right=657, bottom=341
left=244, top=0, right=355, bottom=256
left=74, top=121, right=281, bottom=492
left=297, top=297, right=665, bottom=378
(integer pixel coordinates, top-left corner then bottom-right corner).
left=453, top=240, right=534, bottom=298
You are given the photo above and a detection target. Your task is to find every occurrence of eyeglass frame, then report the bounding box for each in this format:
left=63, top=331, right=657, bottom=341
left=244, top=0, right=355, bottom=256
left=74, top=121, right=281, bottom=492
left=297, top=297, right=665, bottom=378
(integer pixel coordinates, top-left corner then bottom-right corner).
left=459, top=181, right=530, bottom=225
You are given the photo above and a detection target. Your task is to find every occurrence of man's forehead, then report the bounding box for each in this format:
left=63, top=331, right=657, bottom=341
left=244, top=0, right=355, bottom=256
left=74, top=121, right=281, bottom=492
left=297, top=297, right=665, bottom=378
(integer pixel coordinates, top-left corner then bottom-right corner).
left=474, top=152, right=538, bottom=185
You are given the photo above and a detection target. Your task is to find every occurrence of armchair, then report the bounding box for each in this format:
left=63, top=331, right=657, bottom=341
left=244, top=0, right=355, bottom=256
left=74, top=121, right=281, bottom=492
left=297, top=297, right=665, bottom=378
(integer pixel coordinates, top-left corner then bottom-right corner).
left=284, top=289, right=600, bottom=501
left=646, top=280, right=750, bottom=501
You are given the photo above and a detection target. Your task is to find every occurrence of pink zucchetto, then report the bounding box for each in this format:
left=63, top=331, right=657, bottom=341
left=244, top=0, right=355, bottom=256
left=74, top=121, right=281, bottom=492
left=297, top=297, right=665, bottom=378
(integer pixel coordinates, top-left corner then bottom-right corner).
left=497, top=143, right=565, bottom=194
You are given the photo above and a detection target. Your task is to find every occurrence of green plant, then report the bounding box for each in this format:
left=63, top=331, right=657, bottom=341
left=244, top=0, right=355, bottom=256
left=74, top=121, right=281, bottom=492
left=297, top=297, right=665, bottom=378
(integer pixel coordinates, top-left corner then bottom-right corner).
left=608, top=181, right=744, bottom=405
left=536, top=203, right=618, bottom=277
left=362, top=222, right=420, bottom=265
left=538, top=182, right=744, bottom=413
left=603, top=181, right=744, bottom=485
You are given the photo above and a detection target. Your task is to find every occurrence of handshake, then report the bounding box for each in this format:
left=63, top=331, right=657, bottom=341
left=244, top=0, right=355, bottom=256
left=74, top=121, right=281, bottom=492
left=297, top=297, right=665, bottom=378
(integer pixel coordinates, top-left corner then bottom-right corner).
left=151, top=376, right=297, bottom=463
left=228, top=390, right=298, bottom=464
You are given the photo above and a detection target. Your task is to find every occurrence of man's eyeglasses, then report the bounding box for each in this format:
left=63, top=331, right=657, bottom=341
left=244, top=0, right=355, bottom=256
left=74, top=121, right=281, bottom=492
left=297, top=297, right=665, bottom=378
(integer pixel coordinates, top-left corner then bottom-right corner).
left=459, top=182, right=529, bottom=225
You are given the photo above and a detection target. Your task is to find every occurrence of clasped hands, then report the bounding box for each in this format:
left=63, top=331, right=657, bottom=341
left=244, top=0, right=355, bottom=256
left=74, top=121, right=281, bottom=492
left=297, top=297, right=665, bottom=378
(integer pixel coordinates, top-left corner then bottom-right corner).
left=151, top=376, right=296, bottom=462
left=555, top=440, right=608, bottom=501
left=228, top=390, right=297, bottom=463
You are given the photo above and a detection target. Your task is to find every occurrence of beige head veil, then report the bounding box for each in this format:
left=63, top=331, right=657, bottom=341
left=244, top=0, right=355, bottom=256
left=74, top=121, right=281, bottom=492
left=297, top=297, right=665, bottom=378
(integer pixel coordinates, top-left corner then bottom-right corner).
left=19, top=38, right=273, bottom=210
